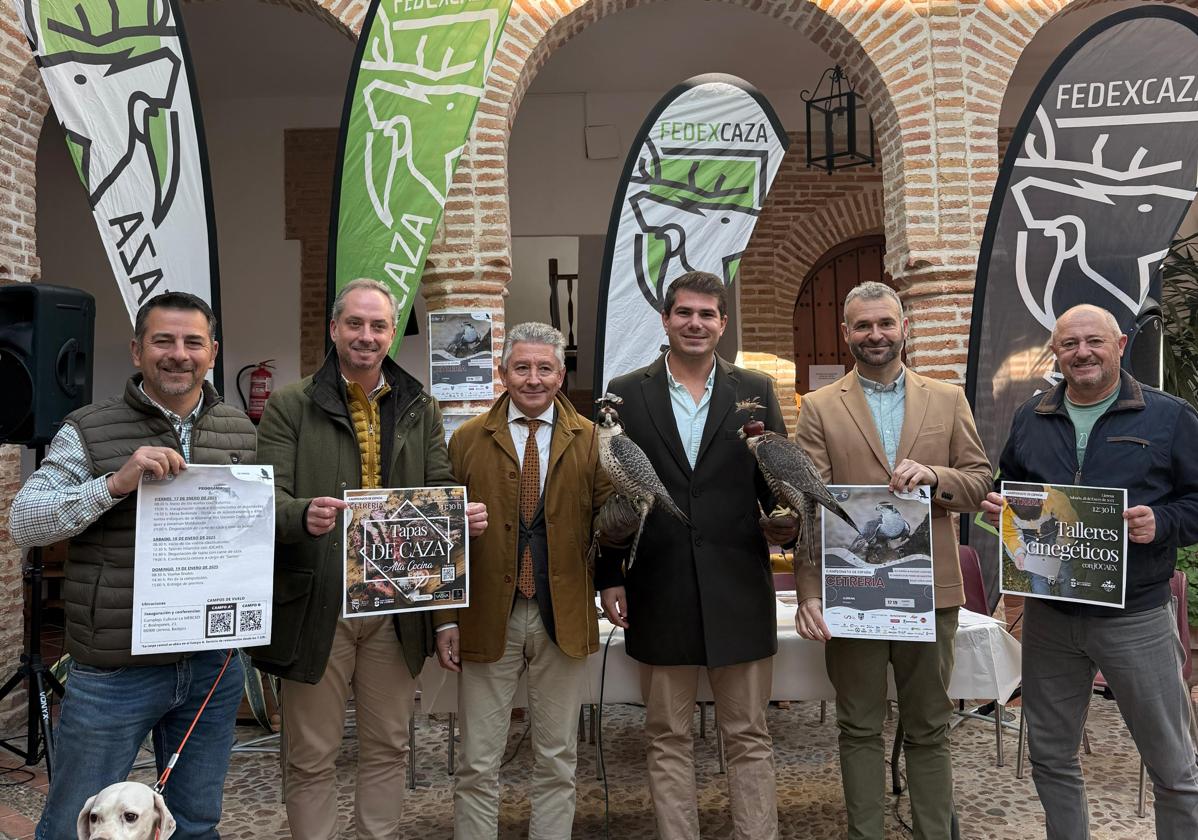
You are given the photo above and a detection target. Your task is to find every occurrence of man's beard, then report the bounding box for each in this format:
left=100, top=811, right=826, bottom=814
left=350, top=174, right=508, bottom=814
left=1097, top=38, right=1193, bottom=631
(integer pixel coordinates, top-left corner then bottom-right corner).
left=152, top=364, right=200, bottom=396
left=849, top=338, right=904, bottom=367
left=1065, top=360, right=1117, bottom=392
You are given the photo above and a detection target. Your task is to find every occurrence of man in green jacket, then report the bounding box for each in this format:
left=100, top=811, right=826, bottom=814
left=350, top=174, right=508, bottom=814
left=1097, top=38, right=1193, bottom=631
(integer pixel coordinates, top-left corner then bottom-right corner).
left=252, top=279, right=486, bottom=839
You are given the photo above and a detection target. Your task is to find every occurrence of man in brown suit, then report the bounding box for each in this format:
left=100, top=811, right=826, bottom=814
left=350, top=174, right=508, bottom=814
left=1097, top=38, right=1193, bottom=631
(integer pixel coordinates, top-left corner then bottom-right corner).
left=794, top=281, right=991, bottom=840
left=432, top=322, right=612, bottom=839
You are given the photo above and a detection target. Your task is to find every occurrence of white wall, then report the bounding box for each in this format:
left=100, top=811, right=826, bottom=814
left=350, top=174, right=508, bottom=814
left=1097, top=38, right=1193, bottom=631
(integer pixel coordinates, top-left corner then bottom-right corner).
left=36, top=94, right=349, bottom=402
left=508, top=89, right=805, bottom=237
left=509, top=236, right=579, bottom=327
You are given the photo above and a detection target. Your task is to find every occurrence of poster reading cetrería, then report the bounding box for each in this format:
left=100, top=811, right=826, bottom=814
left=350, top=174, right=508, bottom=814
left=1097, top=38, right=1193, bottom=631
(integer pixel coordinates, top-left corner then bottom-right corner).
left=822, top=485, right=935, bottom=642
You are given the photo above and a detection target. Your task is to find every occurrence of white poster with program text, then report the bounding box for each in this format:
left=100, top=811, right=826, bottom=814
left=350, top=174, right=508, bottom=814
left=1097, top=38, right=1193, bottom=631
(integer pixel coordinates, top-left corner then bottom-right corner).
left=132, top=464, right=275, bottom=654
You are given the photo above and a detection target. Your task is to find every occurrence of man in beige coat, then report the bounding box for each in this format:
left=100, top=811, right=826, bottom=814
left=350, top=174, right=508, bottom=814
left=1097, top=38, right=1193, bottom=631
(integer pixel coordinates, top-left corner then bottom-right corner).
left=794, top=282, right=991, bottom=840
left=432, top=322, right=612, bottom=839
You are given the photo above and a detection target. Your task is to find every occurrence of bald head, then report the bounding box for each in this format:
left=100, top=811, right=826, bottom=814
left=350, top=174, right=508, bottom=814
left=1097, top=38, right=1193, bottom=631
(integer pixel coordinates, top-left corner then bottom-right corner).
left=1050, top=304, right=1127, bottom=403
left=1051, top=305, right=1122, bottom=345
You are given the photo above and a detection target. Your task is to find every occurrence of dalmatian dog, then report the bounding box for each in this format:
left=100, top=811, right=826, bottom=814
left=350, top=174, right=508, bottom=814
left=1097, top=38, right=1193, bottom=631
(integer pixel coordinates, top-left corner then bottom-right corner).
left=77, top=782, right=175, bottom=840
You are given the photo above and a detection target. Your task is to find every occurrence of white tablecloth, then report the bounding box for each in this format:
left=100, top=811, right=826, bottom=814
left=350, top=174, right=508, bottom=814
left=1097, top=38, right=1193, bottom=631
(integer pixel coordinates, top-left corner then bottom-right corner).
left=419, top=600, right=1022, bottom=713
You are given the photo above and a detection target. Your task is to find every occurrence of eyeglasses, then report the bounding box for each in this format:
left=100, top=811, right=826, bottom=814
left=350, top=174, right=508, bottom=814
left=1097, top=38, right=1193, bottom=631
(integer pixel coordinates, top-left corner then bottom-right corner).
left=1055, top=337, right=1109, bottom=353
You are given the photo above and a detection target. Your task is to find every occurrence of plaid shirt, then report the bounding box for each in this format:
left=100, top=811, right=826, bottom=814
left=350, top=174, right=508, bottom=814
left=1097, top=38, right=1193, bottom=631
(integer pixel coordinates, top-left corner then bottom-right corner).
left=9, top=387, right=203, bottom=549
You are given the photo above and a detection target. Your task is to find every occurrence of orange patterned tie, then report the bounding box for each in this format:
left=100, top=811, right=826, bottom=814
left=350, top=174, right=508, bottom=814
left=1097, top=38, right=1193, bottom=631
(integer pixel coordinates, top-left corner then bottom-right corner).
left=517, top=418, right=542, bottom=599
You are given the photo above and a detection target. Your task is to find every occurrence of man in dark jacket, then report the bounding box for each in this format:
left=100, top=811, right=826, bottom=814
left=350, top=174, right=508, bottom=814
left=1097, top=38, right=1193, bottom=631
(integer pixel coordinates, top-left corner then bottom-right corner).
left=982, top=304, right=1198, bottom=839
left=597, top=271, right=797, bottom=840
left=252, top=279, right=485, bottom=839
left=11, top=292, right=256, bottom=839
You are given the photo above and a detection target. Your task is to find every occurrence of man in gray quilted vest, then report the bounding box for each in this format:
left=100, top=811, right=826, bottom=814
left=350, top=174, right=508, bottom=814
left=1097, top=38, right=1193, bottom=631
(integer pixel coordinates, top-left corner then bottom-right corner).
left=10, top=292, right=256, bottom=839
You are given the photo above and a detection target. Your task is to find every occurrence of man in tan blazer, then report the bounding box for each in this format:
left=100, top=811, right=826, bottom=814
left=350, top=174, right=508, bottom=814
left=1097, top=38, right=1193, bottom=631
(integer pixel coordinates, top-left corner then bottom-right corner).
left=432, top=322, right=612, bottom=839
left=794, top=282, right=991, bottom=840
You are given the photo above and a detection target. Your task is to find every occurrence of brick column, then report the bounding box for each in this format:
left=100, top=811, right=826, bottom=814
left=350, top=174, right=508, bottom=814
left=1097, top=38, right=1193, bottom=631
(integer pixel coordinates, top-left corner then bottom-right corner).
left=896, top=266, right=978, bottom=387
left=422, top=134, right=510, bottom=416
left=0, top=33, right=50, bottom=729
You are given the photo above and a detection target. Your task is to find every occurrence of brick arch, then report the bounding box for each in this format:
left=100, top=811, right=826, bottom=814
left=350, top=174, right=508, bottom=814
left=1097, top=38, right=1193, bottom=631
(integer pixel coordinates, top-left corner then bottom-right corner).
left=968, top=0, right=1198, bottom=120
left=0, top=48, right=49, bottom=284
left=775, top=190, right=886, bottom=316
left=752, top=189, right=884, bottom=430
left=417, top=0, right=924, bottom=383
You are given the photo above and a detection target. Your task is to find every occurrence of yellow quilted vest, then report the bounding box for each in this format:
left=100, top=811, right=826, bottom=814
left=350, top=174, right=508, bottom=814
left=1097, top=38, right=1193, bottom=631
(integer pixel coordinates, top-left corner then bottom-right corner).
left=345, top=378, right=390, bottom=489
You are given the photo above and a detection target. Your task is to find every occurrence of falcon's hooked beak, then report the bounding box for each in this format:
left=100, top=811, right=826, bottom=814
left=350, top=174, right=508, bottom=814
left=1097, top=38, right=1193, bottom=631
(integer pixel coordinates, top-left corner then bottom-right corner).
left=597, top=405, right=624, bottom=429
left=596, top=392, right=625, bottom=429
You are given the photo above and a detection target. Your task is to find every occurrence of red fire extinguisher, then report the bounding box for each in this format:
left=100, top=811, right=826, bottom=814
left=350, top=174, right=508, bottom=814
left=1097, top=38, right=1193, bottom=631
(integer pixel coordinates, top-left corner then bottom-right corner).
left=236, top=360, right=275, bottom=424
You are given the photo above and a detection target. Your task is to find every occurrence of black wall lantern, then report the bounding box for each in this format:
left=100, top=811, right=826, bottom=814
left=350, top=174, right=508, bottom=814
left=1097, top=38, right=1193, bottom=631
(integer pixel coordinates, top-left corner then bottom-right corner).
left=801, top=65, right=876, bottom=173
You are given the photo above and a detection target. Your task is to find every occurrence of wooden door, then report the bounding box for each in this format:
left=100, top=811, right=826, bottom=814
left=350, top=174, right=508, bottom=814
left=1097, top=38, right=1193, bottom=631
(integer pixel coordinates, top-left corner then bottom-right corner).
left=792, top=235, right=896, bottom=393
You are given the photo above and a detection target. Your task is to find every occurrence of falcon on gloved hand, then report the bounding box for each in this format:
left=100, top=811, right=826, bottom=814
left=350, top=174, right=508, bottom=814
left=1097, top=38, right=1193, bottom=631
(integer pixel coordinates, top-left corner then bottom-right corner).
left=595, top=393, right=690, bottom=568
left=738, top=415, right=859, bottom=566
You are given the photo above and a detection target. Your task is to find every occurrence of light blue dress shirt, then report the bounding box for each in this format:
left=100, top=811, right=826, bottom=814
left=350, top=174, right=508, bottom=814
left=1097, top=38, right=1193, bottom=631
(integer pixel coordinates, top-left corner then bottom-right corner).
left=858, top=367, right=906, bottom=468
left=665, top=353, right=716, bottom=468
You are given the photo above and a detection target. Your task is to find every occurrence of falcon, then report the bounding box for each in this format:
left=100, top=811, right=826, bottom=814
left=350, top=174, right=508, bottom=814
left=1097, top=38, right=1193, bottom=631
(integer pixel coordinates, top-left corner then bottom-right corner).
left=859, top=501, right=912, bottom=544
left=851, top=501, right=915, bottom=562
left=595, top=394, right=690, bottom=567
left=738, top=419, right=859, bottom=566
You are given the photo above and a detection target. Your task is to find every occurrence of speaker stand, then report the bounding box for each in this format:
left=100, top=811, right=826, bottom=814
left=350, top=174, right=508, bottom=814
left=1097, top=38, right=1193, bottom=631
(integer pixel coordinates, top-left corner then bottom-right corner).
left=0, top=445, right=65, bottom=778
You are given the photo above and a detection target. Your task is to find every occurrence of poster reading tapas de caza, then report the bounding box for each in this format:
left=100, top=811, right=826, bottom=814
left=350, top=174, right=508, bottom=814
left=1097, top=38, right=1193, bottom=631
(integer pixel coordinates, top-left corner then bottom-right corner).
left=342, top=485, right=469, bottom=616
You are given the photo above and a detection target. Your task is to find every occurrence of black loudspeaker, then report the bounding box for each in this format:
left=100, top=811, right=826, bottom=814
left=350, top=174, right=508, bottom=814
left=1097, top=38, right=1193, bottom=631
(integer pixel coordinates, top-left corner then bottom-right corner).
left=1126, top=297, right=1163, bottom=390
left=0, top=284, right=95, bottom=446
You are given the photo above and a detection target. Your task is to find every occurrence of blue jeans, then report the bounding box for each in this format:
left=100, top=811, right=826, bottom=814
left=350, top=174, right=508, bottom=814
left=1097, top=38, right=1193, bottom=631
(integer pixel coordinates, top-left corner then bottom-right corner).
left=1028, top=572, right=1053, bottom=596
left=1028, top=558, right=1073, bottom=598
left=36, top=650, right=243, bottom=840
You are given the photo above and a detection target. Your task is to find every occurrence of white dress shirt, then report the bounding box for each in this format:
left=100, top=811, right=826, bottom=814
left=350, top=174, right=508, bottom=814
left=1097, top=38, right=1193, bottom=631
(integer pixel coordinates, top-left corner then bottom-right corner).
left=507, top=401, right=555, bottom=497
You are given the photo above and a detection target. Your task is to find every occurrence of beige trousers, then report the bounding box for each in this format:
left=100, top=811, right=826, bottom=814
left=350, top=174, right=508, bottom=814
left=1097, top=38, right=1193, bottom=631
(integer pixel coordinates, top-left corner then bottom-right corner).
left=281, top=615, right=417, bottom=840
left=453, top=598, right=588, bottom=840
left=640, top=657, right=778, bottom=840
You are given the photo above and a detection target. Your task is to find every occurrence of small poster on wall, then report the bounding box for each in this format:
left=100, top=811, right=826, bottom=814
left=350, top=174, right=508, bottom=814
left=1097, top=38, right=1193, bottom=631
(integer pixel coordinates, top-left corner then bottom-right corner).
left=442, top=412, right=473, bottom=446
left=809, top=365, right=845, bottom=390
left=429, top=311, right=493, bottom=401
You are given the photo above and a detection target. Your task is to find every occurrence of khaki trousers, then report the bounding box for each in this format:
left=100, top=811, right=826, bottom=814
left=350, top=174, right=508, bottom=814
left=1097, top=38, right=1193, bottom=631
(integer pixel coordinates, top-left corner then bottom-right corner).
left=826, top=607, right=958, bottom=840
left=281, top=615, right=417, bottom=840
left=640, top=657, right=778, bottom=840
left=454, top=598, right=587, bottom=840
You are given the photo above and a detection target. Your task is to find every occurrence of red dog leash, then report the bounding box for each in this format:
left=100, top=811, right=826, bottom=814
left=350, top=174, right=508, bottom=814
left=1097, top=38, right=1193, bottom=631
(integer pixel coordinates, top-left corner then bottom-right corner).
left=152, top=649, right=235, bottom=798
